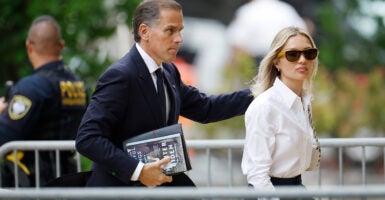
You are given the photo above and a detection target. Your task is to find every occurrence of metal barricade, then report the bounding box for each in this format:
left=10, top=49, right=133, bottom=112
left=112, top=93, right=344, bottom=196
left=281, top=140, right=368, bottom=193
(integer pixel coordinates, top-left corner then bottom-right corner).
left=0, top=141, right=82, bottom=188
left=2, top=186, right=385, bottom=199
left=1, top=138, right=385, bottom=189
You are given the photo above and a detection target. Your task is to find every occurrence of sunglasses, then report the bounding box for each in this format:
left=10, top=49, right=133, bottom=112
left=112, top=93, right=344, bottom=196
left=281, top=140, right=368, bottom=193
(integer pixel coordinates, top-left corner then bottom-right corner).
left=277, top=48, right=318, bottom=62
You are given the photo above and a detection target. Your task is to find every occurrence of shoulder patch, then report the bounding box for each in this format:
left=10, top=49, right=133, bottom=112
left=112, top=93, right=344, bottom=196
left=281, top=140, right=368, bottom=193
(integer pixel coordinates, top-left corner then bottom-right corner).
left=8, top=95, right=32, bottom=120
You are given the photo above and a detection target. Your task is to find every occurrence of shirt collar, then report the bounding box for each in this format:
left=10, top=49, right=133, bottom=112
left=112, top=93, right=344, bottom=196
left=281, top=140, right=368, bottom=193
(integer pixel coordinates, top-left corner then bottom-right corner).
left=136, top=43, right=162, bottom=74
left=273, top=77, right=311, bottom=109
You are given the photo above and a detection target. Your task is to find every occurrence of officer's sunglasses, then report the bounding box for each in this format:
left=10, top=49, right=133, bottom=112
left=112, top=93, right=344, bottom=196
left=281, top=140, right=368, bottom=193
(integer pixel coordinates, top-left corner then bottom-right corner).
left=277, top=48, right=318, bottom=62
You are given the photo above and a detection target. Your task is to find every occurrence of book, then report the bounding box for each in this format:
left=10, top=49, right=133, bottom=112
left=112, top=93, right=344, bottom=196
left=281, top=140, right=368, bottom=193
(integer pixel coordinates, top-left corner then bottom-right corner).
left=122, top=124, right=192, bottom=175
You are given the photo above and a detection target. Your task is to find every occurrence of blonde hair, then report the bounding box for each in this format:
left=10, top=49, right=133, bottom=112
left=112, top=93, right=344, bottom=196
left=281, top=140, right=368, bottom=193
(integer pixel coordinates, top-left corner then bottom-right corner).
left=250, top=26, right=318, bottom=98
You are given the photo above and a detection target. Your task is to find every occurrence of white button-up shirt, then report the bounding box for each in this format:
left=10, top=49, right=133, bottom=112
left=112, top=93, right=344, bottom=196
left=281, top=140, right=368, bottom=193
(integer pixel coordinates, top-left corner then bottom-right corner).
left=131, top=43, right=171, bottom=181
left=242, top=78, right=315, bottom=191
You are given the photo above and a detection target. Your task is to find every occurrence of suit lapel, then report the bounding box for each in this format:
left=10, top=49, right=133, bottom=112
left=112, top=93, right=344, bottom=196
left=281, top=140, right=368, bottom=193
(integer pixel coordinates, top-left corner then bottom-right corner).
left=162, top=64, right=177, bottom=125
left=130, top=46, right=164, bottom=126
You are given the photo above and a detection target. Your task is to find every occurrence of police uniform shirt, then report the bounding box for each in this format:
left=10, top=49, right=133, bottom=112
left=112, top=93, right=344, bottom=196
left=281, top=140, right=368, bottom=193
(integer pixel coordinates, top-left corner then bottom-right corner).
left=0, top=60, right=87, bottom=145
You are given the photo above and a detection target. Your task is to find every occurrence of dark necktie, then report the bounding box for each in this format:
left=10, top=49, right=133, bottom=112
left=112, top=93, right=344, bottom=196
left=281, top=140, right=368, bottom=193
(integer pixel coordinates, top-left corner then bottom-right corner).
left=155, top=68, right=166, bottom=125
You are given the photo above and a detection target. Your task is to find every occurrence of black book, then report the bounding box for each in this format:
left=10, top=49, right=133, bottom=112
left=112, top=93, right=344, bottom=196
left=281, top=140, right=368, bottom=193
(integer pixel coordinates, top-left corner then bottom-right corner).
left=122, top=124, right=192, bottom=175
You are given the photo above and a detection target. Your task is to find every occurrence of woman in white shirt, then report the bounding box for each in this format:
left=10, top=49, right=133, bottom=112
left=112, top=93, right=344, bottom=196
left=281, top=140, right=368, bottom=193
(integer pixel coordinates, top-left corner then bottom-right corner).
left=242, top=26, right=320, bottom=195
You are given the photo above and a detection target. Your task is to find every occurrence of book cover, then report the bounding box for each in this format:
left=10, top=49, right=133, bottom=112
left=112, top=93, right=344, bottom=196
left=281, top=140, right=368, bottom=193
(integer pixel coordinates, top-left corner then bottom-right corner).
left=122, top=124, right=192, bottom=175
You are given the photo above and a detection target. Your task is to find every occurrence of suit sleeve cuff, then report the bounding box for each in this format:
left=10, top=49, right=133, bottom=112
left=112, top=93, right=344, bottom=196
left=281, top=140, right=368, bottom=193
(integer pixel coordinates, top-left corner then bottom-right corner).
left=130, top=162, right=144, bottom=181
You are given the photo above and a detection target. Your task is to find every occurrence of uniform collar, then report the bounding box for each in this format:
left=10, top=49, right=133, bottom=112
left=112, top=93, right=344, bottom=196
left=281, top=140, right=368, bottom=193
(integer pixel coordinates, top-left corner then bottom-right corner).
left=34, top=60, right=64, bottom=73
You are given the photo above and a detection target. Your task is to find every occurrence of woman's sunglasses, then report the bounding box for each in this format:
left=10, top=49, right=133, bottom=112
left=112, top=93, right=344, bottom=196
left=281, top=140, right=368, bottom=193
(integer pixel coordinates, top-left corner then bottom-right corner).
left=277, top=48, right=318, bottom=62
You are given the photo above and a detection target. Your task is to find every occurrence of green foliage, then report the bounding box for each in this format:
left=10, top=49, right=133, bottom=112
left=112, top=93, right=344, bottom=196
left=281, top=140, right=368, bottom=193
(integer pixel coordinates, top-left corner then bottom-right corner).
left=1, top=0, right=384, bottom=144
left=113, top=0, right=143, bottom=27
left=313, top=67, right=385, bottom=137
left=307, top=0, right=385, bottom=137
left=0, top=0, right=140, bottom=171
left=317, top=0, right=385, bottom=72
left=0, top=0, right=140, bottom=94
left=198, top=0, right=385, bottom=139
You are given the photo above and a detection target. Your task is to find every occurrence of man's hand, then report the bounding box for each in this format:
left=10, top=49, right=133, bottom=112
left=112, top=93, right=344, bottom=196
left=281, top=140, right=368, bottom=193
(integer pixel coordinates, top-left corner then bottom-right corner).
left=138, top=156, right=173, bottom=187
left=0, top=97, right=7, bottom=114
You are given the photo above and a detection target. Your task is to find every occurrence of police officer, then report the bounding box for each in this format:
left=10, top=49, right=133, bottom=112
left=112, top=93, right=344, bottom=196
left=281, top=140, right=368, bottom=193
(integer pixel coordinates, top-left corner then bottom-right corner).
left=0, top=15, right=87, bottom=187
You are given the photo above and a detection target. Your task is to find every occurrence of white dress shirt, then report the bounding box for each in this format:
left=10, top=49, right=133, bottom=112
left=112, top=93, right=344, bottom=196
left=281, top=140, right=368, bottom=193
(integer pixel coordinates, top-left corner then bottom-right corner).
left=136, top=44, right=170, bottom=116
left=130, top=43, right=171, bottom=181
left=242, top=78, right=315, bottom=191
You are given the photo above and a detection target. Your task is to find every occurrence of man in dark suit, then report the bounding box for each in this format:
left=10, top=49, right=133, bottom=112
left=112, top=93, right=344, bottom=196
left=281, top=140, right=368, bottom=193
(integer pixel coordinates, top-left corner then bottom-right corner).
left=76, top=0, right=253, bottom=187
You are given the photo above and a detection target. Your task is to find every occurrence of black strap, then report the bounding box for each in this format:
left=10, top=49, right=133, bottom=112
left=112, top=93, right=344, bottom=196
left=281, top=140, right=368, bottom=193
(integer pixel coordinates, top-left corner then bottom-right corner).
left=270, top=175, right=302, bottom=186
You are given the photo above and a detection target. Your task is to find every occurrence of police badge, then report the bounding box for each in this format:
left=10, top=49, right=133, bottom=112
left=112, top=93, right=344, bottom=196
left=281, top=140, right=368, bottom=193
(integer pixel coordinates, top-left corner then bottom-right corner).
left=8, top=95, right=32, bottom=120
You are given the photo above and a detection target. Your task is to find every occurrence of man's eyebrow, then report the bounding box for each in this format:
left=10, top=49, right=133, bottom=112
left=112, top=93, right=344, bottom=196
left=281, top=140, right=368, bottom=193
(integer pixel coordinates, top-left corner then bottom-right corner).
left=165, top=24, right=183, bottom=30
left=165, top=24, right=177, bottom=29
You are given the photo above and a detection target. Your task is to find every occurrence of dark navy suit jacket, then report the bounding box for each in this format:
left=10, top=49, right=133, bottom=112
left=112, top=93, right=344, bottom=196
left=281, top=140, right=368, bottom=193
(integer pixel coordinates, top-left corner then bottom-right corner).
left=76, top=45, right=253, bottom=186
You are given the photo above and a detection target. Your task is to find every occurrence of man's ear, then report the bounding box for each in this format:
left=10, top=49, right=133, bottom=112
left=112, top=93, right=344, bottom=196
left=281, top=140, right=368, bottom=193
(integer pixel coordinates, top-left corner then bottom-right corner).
left=26, top=40, right=33, bottom=53
left=54, top=39, right=65, bottom=55
left=59, top=39, right=65, bottom=50
left=139, top=24, right=150, bottom=41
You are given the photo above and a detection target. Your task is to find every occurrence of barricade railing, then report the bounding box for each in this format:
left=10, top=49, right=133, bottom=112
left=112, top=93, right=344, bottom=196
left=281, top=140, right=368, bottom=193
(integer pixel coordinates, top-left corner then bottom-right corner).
left=0, top=141, right=82, bottom=188
left=2, top=185, right=385, bottom=199
left=1, top=138, right=385, bottom=188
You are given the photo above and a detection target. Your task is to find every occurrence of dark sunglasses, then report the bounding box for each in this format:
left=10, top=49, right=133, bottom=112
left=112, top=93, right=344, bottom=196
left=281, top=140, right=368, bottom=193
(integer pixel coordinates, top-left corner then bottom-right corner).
left=277, top=48, right=318, bottom=62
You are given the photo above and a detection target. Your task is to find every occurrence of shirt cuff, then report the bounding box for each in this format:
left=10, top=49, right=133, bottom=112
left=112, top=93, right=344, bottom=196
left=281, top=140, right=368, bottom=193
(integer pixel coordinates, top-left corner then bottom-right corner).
left=130, top=162, right=144, bottom=181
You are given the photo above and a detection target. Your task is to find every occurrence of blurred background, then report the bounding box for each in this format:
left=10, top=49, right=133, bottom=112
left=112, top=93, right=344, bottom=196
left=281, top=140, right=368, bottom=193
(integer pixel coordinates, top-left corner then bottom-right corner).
left=0, top=0, right=384, bottom=186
